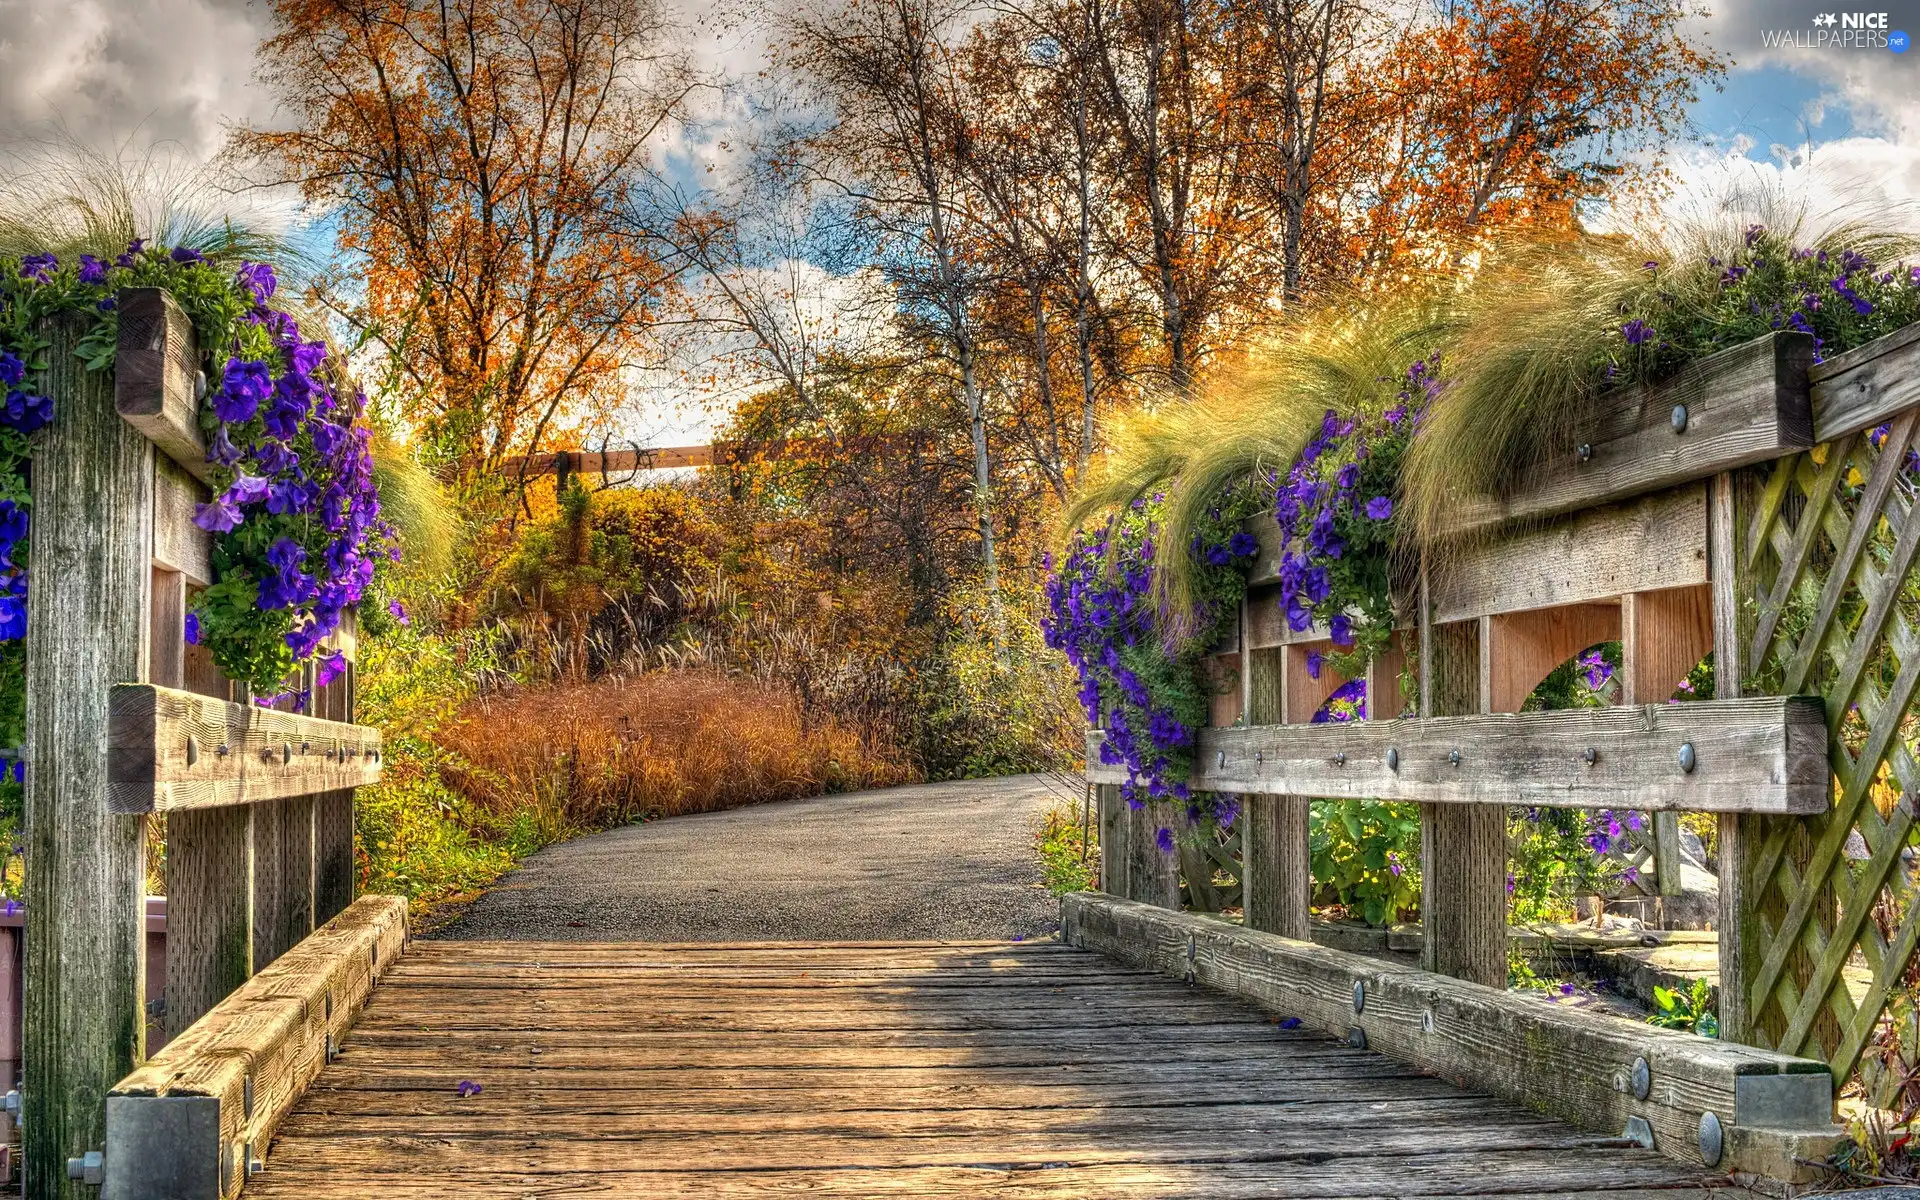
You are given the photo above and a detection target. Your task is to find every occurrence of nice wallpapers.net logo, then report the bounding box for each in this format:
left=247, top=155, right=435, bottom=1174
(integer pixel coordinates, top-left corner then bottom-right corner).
left=1761, top=11, right=1910, bottom=50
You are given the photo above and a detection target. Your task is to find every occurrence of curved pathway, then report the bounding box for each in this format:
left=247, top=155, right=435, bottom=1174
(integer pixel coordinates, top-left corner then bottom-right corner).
left=429, top=774, right=1077, bottom=942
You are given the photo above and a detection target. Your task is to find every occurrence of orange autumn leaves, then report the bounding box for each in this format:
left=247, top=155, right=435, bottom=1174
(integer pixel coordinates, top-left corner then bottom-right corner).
left=234, top=0, right=694, bottom=491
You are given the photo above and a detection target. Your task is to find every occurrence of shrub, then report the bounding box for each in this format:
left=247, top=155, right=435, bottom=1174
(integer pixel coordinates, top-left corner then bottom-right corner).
left=916, top=584, right=1082, bottom=780
left=1035, top=803, right=1098, bottom=896
left=437, top=670, right=914, bottom=834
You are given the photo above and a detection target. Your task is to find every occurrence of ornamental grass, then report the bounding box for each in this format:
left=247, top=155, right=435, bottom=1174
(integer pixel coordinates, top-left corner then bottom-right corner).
left=438, top=670, right=916, bottom=838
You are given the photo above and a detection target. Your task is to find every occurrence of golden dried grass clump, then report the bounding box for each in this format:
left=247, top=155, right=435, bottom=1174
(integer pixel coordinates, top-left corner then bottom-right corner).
left=1067, top=290, right=1455, bottom=613
left=438, top=671, right=915, bottom=834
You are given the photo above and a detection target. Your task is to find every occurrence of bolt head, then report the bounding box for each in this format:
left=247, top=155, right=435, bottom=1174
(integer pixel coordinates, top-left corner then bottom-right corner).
left=1698, top=1109, right=1723, bottom=1166
left=1583, top=747, right=1598, bottom=766
left=1387, top=747, right=1400, bottom=771
left=1352, top=980, right=1366, bottom=1013
left=1671, top=404, right=1689, bottom=434
left=1448, top=748, right=1462, bottom=766
left=1215, top=749, right=1226, bottom=768
left=1332, top=751, right=1346, bottom=766
left=1678, top=742, right=1697, bottom=774
left=194, top=370, right=208, bottom=401
left=1576, top=442, right=1593, bottom=462
left=1347, top=1025, right=1368, bottom=1050
left=1631, top=1056, right=1651, bottom=1101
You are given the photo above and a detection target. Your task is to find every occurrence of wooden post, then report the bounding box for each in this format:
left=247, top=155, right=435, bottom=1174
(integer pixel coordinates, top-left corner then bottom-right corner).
left=1418, top=615, right=1508, bottom=987
left=1097, top=783, right=1127, bottom=897
left=1712, top=470, right=1761, bottom=1044
left=1241, top=603, right=1311, bottom=939
left=1244, top=795, right=1311, bottom=939
left=24, top=315, right=153, bottom=1199
left=1128, top=802, right=1181, bottom=909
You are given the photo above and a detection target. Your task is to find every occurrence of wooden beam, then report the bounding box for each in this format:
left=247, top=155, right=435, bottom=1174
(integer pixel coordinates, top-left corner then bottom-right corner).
left=24, top=314, right=153, bottom=1200
left=153, top=456, right=212, bottom=586
left=114, top=288, right=212, bottom=484
left=1809, top=319, right=1920, bottom=441
left=1440, top=332, right=1814, bottom=538
left=1243, top=795, right=1310, bottom=939
left=1062, top=894, right=1841, bottom=1183
left=1430, top=484, right=1708, bottom=623
left=105, top=896, right=407, bottom=1199
left=504, top=444, right=716, bottom=477
left=1085, top=696, right=1829, bottom=814
left=107, top=684, right=382, bottom=814
left=1420, top=616, right=1506, bottom=987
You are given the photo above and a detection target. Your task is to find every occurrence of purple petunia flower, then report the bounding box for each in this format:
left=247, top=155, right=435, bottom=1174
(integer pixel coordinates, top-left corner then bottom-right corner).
left=1621, top=319, right=1655, bottom=346
left=1364, top=496, right=1392, bottom=521
left=184, top=612, right=200, bottom=645
left=236, top=261, right=276, bottom=306
left=19, top=254, right=55, bottom=282
left=77, top=255, right=107, bottom=285
left=214, top=359, right=273, bottom=424
left=193, top=495, right=243, bottom=533
left=1155, top=827, right=1175, bottom=855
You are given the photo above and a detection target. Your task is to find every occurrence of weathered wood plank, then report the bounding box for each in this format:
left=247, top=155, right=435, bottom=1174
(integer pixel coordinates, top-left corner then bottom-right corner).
left=1085, top=696, right=1827, bottom=814
left=1063, top=893, right=1841, bottom=1183
left=1243, top=795, right=1309, bottom=940
left=108, top=683, right=382, bottom=813
left=106, top=895, right=407, bottom=1199
left=1486, top=602, right=1620, bottom=714
left=165, top=806, right=253, bottom=1040
left=114, top=287, right=212, bottom=484
left=24, top=314, right=153, bottom=1200
left=1430, top=485, right=1708, bottom=623
left=1808, top=318, right=1920, bottom=441
left=1441, top=331, right=1814, bottom=537
left=153, top=455, right=212, bottom=585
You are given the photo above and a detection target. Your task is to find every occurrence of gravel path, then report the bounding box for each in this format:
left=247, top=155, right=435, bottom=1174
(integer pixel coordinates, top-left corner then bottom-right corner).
left=426, top=774, right=1080, bottom=942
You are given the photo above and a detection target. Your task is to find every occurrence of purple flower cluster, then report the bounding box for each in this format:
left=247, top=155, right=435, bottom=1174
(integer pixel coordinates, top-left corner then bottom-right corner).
left=1043, top=493, right=1255, bottom=837
left=0, top=245, right=393, bottom=692
left=1585, top=809, right=1643, bottom=857
left=189, top=260, right=388, bottom=671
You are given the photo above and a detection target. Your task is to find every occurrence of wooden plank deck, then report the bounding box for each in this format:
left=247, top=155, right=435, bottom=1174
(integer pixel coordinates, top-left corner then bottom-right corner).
left=251, top=940, right=1738, bottom=1198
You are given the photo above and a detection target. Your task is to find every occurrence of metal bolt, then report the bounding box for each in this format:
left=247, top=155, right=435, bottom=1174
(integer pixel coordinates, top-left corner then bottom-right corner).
left=66, top=1151, right=104, bottom=1184
left=1347, top=1026, right=1368, bottom=1050
left=301, top=740, right=311, bottom=754
left=1332, top=751, right=1346, bottom=767
left=1622, top=1115, right=1655, bottom=1150
left=1678, top=742, right=1697, bottom=774
left=244, top=1074, right=255, bottom=1119
left=1671, top=404, right=1689, bottom=434
left=1254, top=750, right=1263, bottom=764
left=1186, top=934, right=1196, bottom=963
left=1448, top=748, right=1462, bottom=767
left=326, top=748, right=337, bottom=761
left=1387, top=747, right=1400, bottom=771
left=1631, top=1056, right=1651, bottom=1101
left=247, top=1143, right=264, bottom=1177
left=1698, top=1109, right=1724, bottom=1166
left=325, top=1034, right=339, bottom=1063
left=1421, top=1009, right=1435, bottom=1034
left=193, top=370, right=208, bottom=401
left=186, top=736, right=199, bottom=766
left=281, top=742, right=292, bottom=765
left=1583, top=747, right=1598, bottom=766
left=216, top=743, right=230, bottom=757
left=1352, top=980, right=1366, bottom=1014
left=1576, top=442, right=1593, bottom=463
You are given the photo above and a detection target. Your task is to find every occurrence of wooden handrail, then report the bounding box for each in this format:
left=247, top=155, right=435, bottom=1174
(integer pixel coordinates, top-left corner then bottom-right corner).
left=107, top=684, right=382, bottom=814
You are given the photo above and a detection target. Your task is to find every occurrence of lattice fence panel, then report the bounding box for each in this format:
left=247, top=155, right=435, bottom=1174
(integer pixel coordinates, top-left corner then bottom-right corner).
left=1745, top=409, right=1920, bottom=1101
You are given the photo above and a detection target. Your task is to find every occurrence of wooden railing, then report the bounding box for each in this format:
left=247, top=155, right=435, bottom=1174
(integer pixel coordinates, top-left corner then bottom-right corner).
left=21, top=290, right=392, bottom=1199
left=1084, top=319, right=1920, bottom=1171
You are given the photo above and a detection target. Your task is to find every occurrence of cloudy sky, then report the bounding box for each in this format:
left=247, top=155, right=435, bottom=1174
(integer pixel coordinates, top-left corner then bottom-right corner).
left=1, top=0, right=1915, bottom=439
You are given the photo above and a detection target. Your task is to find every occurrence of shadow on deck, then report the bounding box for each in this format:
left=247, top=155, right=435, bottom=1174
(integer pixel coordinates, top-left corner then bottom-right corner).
left=244, top=940, right=1738, bottom=1198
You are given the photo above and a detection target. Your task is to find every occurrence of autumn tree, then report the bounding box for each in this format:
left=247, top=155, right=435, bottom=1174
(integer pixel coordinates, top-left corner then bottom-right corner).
left=773, top=0, right=1009, bottom=611
left=234, top=0, right=699, bottom=494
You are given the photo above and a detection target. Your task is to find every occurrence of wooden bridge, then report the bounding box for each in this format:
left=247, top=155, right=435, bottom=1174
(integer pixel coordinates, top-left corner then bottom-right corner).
left=20, top=300, right=1920, bottom=1197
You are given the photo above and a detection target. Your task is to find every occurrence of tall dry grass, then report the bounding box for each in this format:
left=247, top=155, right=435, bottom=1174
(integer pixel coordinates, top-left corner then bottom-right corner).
left=437, top=671, right=916, bottom=838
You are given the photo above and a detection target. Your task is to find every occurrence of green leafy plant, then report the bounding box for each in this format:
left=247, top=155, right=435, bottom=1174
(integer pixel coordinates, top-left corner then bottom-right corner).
left=1648, top=979, right=1719, bottom=1037
left=1310, top=798, right=1420, bottom=927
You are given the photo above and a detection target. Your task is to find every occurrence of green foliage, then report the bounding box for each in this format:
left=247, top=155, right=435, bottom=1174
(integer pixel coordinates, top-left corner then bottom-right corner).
left=1310, top=799, right=1420, bottom=927
left=1648, top=979, right=1720, bottom=1037
left=917, top=585, right=1079, bottom=780
left=1034, top=803, right=1098, bottom=896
